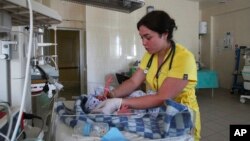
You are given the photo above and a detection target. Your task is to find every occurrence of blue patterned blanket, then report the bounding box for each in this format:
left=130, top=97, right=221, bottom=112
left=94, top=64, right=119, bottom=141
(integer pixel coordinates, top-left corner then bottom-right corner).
left=55, top=96, right=194, bottom=139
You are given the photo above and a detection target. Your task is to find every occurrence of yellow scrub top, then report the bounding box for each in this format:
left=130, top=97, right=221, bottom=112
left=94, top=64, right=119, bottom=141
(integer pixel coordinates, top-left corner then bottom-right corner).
left=139, top=43, right=201, bottom=141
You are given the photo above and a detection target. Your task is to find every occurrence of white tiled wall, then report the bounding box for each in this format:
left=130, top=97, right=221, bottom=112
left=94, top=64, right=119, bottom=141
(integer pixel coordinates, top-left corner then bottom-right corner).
left=86, top=8, right=145, bottom=88
left=86, top=0, right=199, bottom=90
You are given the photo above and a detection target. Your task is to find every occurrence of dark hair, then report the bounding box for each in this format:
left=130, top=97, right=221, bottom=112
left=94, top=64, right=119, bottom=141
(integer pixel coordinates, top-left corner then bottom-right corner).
left=137, top=10, right=177, bottom=42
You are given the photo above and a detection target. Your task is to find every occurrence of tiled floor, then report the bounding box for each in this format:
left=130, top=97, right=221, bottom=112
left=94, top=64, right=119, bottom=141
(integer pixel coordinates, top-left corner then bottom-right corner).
left=196, top=88, right=250, bottom=141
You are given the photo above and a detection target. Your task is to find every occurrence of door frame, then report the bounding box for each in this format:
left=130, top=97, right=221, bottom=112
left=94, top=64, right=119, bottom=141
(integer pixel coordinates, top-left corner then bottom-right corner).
left=49, top=27, right=87, bottom=94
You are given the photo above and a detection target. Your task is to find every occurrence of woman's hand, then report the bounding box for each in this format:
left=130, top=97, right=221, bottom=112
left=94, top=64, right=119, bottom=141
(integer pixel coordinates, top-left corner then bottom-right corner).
left=96, top=94, right=107, bottom=101
left=96, top=90, right=115, bottom=101
left=91, top=98, right=122, bottom=114
left=96, top=75, right=114, bottom=101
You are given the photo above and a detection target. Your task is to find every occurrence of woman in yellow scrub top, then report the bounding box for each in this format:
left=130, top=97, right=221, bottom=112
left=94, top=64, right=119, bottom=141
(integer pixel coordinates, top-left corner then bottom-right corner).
left=93, top=10, right=201, bottom=140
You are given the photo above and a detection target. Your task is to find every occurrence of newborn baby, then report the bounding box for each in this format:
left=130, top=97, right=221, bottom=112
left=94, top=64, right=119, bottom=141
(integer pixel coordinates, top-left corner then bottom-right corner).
left=79, top=95, right=101, bottom=114
left=80, top=90, right=158, bottom=118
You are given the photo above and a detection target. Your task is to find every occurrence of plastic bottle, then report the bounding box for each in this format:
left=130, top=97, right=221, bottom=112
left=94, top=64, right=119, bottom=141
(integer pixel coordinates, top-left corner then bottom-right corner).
left=73, top=121, right=109, bottom=137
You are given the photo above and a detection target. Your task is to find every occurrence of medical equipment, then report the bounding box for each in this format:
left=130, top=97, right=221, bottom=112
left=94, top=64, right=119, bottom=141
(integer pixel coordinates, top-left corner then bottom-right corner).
left=144, top=45, right=175, bottom=75
left=62, top=0, right=145, bottom=13
left=231, top=46, right=245, bottom=94
left=240, top=46, right=250, bottom=103
left=30, top=27, right=62, bottom=95
left=144, top=45, right=176, bottom=90
left=231, top=46, right=244, bottom=94
left=0, top=0, right=62, bottom=109
left=144, top=54, right=154, bottom=74
left=0, top=0, right=62, bottom=140
left=230, top=45, right=250, bottom=103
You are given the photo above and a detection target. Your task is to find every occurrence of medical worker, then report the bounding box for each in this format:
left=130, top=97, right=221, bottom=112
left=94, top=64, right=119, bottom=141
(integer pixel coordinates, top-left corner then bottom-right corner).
left=93, top=10, right=201, bottom=140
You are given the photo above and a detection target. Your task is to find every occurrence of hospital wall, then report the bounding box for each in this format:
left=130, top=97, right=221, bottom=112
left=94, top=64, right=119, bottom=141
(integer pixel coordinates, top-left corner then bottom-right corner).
left=200, top=0, right=250, bottom=89
left=36, top=0, right=199, bottom=93
left=85, top=0, right=199, bottom=91
left=42, top=0, right=86, bottom=29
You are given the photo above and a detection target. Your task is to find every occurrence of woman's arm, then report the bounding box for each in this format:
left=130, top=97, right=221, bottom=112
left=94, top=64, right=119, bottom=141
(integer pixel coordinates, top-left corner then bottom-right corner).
left=111, top=68, right=146, bottom=98
left=122, top=77, right=188, bottom=109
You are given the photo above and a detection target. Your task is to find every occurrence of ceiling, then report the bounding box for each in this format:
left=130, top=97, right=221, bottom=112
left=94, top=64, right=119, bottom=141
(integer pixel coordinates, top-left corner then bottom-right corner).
left=188, top=0, right=232, bottom=10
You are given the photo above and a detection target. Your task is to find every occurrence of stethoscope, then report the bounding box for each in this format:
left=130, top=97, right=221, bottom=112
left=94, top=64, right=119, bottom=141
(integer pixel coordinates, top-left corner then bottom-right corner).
left=144, top=45, right=176, bottom=79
